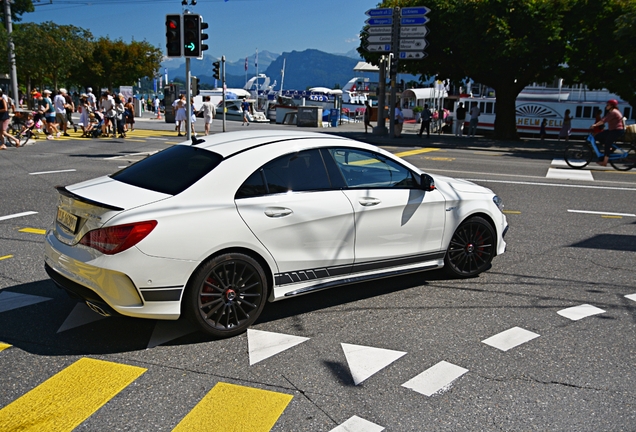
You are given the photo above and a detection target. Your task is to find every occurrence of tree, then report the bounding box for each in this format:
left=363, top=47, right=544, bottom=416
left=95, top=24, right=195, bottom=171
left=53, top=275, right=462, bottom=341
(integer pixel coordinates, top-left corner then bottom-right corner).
left=563, top=1, right=636, bottom=110
left=363, top=0, right=574, bottom=140
left=70, top=38, right=162, bottom=92
left=0, top=0, right=35, bottom=24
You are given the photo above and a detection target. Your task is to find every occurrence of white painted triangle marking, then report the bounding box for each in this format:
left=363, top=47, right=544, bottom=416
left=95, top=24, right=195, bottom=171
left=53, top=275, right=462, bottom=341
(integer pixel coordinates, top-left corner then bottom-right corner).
left=57, top=302, right=107, bottom=333
left=147, top=319, right=198, bottom=348
left=329, top=415, right=385, bottom=432
left=341, top=343, right=407, bottom=385
left=402, top=360, right=469, bottom=396
left=625, top=293, right=636, bottom=302
left=482, top=326, right=540, bottom=352
left=546, top=167, right=594, bottom=181
left=0, top=291, right=51, bottom=313
left=248, top=329, right=310, bottom=365
left=557, top=304, right=606, bottom=321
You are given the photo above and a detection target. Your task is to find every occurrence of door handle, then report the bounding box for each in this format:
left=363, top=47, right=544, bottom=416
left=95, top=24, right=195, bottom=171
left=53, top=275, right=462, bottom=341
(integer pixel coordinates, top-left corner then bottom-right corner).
left=358, top=197, right=381, bottom=206
left=264, top=207, right=293, bottom=218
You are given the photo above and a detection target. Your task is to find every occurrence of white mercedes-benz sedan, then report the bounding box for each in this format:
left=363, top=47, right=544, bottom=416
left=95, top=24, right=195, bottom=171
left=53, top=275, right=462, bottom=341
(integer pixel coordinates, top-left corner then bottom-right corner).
left=45, top=130, right=508, bottom=337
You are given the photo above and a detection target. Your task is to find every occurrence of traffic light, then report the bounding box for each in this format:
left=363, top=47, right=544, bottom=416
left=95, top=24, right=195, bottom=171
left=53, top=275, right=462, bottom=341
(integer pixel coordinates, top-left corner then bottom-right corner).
left=165, top=14, right=182, bottom=58
left=191, top=76, right=200, bottom=96
left=389, top=57, right=399, bottom=77
left=183, top=14, right=202, bottom=58
left=200, top=19, right=209, bottom=54
left=212, top=61, right=220, bottom=80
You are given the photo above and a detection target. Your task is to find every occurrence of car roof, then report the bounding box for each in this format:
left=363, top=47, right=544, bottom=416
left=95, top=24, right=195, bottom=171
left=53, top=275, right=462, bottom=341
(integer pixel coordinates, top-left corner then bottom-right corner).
left=183, top=130, right=355, bottom=158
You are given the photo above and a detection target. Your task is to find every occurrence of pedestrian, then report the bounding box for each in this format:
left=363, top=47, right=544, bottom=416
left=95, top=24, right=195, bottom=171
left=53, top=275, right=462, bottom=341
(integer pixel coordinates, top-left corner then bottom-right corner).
left=99, top=91, right=116, bottom=137
left=393, top=102, right=404, bottom=138
left=174, top=95, right=186, bottom=136
left=241, top=98, right=251, bottom=126
left=418, top=104, right=432, bottom=138
left=201, top=95, right=215, bottom=135
left=591, top=108, right=604, bottom=136
left=540, top=118, right=547, bottom=141
left=124, top=97, right=135, bottom=132
left=558, top=109, right=572, bottom=141
left=153, top=96, right=160, bottom=117
left=468, top=103, right=480, bottom=137
left=593, top=99, right=625, bottom=167
left=54, top=89, right=69, bottom=136
left=86, top=87, right=97, bottom=111
left=0, top=89, right=20, bottom=148
left=77, top=94, right=91, bottom=137
left=62, top=89, right=75, bottom=133
left=114, top=94, right=126, bottom=138
left=41, top=89, right=59, bottom=140
left=454, top=102, right=466, bottom=137
left=363, top=100, right=372, bottom=133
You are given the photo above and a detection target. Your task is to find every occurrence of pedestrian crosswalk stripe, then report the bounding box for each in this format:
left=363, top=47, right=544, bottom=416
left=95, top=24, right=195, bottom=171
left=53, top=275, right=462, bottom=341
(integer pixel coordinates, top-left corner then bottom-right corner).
left=0, top=342, right=11, bottom=352
left=395, top=148, right=439, bottom=157
left=172, top=382, right=292, bottom=432
left=0, top=357, right=146, bottom=432
left=248, top=329, right=310, bottom=365
left=330, top=415, right=385, bottom=432
left=341, top=343, right=407, bottom=385
left=0, top=291, right=51, bottom=313
left=482, top=327, right=540, bottom=352
left=557, top=304, right=606, bottom=321
left=402, top=360, right=469, bottom=397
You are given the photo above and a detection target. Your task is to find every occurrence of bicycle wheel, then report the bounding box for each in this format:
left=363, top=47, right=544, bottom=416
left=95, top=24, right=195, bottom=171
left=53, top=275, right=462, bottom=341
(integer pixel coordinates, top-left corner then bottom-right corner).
left=610, top=143, right=636, bottom=171
left=564, top=143, right=593, bottom=168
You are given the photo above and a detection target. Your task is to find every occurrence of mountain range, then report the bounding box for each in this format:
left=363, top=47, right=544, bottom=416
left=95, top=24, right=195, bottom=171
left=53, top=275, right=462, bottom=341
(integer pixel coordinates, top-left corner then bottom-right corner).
left=162, top=48, right=381, bottom=91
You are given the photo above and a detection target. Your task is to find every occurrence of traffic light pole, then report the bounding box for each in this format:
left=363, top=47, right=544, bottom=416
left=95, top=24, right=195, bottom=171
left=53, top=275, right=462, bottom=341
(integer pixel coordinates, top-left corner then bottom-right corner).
left=186, top=57, right=191, bottom=141
left=388, top=7, right=400, bottom=139
left=222, top=56, right=226, bottom=132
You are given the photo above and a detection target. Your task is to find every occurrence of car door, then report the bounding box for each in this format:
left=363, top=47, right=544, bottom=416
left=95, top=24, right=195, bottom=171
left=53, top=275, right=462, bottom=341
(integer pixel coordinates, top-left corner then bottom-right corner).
left=235, top=148, right=355, bottom=279
left=328, top=147, right=446, bottom=265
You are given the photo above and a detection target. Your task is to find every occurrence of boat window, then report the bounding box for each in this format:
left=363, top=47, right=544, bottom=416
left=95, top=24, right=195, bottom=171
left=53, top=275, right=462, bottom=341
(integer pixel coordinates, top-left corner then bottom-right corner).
left=575, top=106, right=583, bottom=118
left=624, top=107, right=632, bottom=120
left=483, top=102, right=494, bottom=115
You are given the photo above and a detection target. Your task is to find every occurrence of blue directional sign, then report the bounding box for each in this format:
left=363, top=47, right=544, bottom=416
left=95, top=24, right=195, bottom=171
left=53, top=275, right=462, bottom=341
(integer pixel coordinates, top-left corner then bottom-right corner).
left=401, top=7, right=431, bottom=16
left=401, top=17, right=430, bottom=25
left=366, top=17, right=393, bottom=26
left=365, top=8, right=393, bottom=17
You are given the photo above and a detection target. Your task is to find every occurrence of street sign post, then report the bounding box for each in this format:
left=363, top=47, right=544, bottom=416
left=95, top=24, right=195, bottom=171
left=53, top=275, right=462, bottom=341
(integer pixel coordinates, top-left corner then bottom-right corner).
left=399, top=39, right=428, bottom=50
left=400, top=26, right=428, bottom=38
left=365, top=8, right=393, bottom=17
left=399, top=52, right=428, bottom=59
left=401, top=17, right=430, bottom=25
left=366, top=17, right=393, bottom=26
left=365, top=26, right=393, bottom=35
left=400, top=6, right=431, bottom=16
left=367, top=35, right=393, bottom=44
left=365, top=44, right=392, bottom=52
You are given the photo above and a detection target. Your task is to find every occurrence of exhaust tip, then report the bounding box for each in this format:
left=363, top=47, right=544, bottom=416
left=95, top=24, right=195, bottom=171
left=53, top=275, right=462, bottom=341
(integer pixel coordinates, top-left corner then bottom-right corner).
left=86, top=301, right=111, bottom=317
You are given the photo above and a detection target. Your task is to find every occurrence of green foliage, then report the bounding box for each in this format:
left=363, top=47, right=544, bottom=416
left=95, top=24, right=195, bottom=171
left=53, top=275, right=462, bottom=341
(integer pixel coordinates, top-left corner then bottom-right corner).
left=0, top=0, right=35, bottom=24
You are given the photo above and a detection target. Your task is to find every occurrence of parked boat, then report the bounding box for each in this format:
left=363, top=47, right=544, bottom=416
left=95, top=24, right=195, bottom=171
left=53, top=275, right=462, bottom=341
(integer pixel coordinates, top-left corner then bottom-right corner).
left=215, top=99, right=269, bottom=123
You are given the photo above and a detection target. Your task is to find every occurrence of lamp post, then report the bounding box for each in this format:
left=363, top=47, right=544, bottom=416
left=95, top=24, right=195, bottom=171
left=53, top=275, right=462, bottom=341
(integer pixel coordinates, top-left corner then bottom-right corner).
left=3, top=0, right=19, bottom=106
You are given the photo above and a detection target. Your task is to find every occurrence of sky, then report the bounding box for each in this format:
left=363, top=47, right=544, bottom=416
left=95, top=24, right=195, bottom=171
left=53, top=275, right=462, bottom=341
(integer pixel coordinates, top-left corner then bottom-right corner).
left=24, top=0, right=381, bottom=62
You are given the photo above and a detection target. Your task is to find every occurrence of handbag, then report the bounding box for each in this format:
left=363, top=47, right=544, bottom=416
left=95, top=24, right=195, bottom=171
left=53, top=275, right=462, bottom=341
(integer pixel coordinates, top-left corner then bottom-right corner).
left=0, top=99, right=9, bottom=121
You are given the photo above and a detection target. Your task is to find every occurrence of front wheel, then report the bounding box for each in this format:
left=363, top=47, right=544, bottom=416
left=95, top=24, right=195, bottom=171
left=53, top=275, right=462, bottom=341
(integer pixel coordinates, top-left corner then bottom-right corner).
left=444, top=216, right=496, bottom=278
left=184, top=253, right=267, bottom=338
left=609, top=144, right=636, bottom=171
left=564, top=143, right=593, bottom=169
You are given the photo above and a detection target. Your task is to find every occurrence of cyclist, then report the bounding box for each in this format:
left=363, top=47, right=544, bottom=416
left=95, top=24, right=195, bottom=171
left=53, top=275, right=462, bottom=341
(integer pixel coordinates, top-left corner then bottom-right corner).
left=592, top=99, right=625, bottom=166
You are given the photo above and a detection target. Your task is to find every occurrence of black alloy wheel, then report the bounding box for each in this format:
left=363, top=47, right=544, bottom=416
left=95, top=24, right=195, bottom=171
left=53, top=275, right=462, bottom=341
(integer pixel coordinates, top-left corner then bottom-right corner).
left=186, top=253, right=267, bottom=338
left=444, top=216, right=496, bottom=278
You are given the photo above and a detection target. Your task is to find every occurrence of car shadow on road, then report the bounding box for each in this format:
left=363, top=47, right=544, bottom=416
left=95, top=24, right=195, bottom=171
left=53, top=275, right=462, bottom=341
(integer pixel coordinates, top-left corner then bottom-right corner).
left=570, top=234, right=636, bottom=252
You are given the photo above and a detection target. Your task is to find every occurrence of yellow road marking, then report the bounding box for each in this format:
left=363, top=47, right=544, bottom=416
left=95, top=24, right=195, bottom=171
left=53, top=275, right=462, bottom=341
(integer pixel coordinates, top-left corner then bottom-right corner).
left=0, top=342, right=11, bottom=352
left=18, top=228, right=46, bottom=235
left=425, top=156, right=455, bottom=161
left=173, top=382, right=292, bottom=432
left=395, top=148, right=440, bottom=157
left=601, top=215, right=622, bottom=218
left=503, top=210, right=522, bottom=214
left=0, top=357, right=146, bottom=432
left=0, top=255, right=13, bottom=261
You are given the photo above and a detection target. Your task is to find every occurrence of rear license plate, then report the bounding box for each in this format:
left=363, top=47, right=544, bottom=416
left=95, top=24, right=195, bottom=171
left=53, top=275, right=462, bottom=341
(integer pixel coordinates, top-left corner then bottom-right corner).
left=57, top=208, right=78, bottom=233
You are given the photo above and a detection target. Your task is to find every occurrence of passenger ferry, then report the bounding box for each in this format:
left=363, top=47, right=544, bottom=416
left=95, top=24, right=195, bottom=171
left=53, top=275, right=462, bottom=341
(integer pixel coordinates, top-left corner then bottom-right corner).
left=457, top=83, right=635, bottom=137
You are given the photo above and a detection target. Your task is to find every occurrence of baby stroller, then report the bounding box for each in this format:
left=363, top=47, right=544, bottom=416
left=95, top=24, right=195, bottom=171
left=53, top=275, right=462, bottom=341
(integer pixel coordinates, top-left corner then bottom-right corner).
left=89, top=111, right=104, bottom=138
left=10, top=110, right=30, bottom=136
left=16, top=112, right=43, bottom=146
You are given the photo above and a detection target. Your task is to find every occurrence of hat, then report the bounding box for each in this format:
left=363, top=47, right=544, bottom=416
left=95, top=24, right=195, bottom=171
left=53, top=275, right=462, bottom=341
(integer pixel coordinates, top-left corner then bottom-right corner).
left=43, top=89, right=51, bottom=94
left=607, top=99, right=619, bottom=108
left=59, top=88, right=67, bottom=94
left=80, top=93, right=88, bottom=98
left=87, top=87, right=92, bottom=91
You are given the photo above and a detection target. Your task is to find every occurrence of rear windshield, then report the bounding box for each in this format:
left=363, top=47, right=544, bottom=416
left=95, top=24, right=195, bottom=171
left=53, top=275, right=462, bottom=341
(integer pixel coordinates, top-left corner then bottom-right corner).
left=111, top=145, right=223, bottom=195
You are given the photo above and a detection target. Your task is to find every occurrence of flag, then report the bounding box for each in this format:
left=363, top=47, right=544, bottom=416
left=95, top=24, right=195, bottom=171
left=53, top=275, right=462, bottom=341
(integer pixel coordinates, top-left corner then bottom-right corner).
left=244, top=57, right=248, bottom=71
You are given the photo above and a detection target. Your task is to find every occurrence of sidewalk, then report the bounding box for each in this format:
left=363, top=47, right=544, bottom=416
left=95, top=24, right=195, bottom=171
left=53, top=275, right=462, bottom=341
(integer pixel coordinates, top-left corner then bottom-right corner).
left=132, top=113, right=568, bottom=158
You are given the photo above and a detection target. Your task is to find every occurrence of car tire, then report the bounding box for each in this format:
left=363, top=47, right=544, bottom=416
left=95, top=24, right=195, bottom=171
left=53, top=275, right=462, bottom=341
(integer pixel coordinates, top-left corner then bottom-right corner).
left=444, top=216, right=495, bottom=278
left=185, top=252, right=267, bottom=338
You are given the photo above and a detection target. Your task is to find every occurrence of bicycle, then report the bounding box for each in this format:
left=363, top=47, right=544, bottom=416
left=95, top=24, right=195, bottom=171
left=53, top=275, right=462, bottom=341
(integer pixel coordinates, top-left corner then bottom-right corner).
left=564, top=132, right=636, bottom=171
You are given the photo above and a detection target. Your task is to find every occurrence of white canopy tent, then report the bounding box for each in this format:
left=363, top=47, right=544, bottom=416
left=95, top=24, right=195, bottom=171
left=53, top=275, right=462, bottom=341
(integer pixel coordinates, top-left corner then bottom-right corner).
left=401, top=88, right=448, bottom=108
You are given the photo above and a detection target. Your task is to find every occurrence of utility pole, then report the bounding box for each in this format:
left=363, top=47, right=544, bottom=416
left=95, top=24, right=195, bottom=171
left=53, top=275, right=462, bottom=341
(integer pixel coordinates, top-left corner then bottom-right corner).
left=3, top=0, right=19, bottom=105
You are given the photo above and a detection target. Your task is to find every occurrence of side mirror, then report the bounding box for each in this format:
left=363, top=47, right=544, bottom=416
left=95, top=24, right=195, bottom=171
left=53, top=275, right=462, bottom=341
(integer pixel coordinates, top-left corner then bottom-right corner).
left=420, top=173, right=435, bottom=191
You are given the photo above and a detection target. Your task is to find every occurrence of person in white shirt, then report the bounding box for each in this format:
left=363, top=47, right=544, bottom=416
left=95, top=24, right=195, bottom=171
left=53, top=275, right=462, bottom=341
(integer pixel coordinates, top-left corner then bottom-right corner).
left=54, top=89, right=68, bottom=136
left=201, top=95, right=215, bottom=135
left=468, top=103, right=480, bottom=137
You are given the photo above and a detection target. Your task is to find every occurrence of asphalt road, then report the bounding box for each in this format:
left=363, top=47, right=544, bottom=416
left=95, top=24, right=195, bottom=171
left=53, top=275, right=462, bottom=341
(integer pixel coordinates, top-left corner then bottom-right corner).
left=1, top=118, right=635, bottom=431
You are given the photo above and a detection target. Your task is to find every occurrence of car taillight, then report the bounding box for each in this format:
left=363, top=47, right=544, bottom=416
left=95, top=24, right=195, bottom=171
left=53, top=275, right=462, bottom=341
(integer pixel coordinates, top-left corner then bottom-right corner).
left=79, top=220, right=157, bottom=255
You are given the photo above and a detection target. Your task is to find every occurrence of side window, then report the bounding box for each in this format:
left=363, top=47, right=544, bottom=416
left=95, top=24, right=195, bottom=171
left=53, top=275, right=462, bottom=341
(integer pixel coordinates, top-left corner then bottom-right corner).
left=235, top=149, right=331, bottom=198
left=327, top=148, right=416, bottom=188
